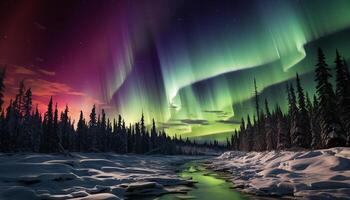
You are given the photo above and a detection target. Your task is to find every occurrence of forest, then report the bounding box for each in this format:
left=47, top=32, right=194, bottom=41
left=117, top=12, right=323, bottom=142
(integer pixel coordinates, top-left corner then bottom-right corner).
left=229, top=48, right=350, bottom=151
left=0, top=72, right=224, bottom=154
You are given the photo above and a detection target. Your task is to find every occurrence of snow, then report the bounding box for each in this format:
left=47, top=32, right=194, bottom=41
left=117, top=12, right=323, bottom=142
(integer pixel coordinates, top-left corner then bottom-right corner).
left=209, top=147, right=350, bottom=199
left=0, top=153, right=201, bottom=200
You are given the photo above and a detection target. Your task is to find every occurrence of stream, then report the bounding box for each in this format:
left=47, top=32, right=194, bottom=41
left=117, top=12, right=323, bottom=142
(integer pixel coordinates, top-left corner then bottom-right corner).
left=158, top=160, right=248, bottom=200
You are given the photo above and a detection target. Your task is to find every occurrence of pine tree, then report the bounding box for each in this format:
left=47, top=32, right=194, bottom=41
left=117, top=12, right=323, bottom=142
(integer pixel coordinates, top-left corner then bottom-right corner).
left=5, top=100, right=17, bottom=151
left=23, top=89, right=32, bottom=118
left=239, top=117, right=246, bottom=150
left=77, top=111, right=87, bottom=151
left=32, top=105, right=42, bottom=152
left=246, top=115, right=254, bottom=151
left=252, top=111, right=266, bottom=151
left=265, top=99, right=277, bottom=150
left=310, top=95, right=321, bottom=149
left=140, top=112, right=146, bottom=135
left=53, top=103, right=61, bottom=152
left=315, top=48, right=345, bottom=147
left=22, top=88, right=33, bottom=151
left=288, top=83, right=304, bottom=148
left=59, top=105, right=70, bottom=149
left=334, top=50, right=350, bottom=146
left=41, top=97, right=53, bottom=152
left=344, top=59, right=350, bottom=146
left=100, top=109, right=107, bottom=151
left=89, top=105, right=98, bottom=150
left=230, top=133, right=235, bottom=150
left=150, top=118, right=157, bottom=150
left=296, top=73, right=311, bottom=147
left=276, top=105, right=289, bottom=150
left=14, top=80, right=25, bottom=116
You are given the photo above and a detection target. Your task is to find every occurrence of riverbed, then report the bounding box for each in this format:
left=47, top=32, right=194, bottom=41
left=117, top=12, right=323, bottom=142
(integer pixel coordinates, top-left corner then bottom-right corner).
left=157, top=160, right=246, bottom=200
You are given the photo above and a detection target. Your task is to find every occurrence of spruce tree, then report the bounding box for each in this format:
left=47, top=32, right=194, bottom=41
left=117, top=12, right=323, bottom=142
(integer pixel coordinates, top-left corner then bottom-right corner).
left=246, top=115, right=254, bottom=151
left=239, top=117, right=246, bottom=150
left=334, top=50, right=350, bottom=146
left=265, top=99, right=277, bottom=150
left=60, top=105, right=70, bottom=149
left=41, top=97, right=53, bottom=152
left=288, top=83, right=304, bottom=148
left=315, top=48, right=345, bottom=147
left=310, top=95, right=321, bottom=149
left=276, top=105, right=289, bottom=150
left=296, top=73, right=311, bottom=147
left=53, top=103, right=61, bottom=152
left=5, top=100, right=17, bottom=151
left=100, top=109, right=107, bottom=151
left=23, top=89, right=32, bottom=117
left=150, top=118, right=157, bottom=150
left=32, top=105, right=42, bottom=152
left=230, top=133, right=235, bottom=150
left=14, top=80, right=25, bottom=116
left=89, top=105, right=98, bottom=150
left=77, top=111, right=86, bottom=151
left=22, top=88, right=33, bottom=151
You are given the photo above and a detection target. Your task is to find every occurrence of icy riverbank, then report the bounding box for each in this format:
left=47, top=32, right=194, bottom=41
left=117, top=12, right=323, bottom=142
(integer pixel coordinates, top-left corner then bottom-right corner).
left=209, top=148, right=350, bottom=200
left=0, top=153, right=204, bottom=200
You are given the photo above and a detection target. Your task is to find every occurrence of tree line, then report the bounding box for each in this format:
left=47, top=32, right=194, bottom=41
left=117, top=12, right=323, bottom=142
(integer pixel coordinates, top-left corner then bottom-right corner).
left=0, top=71, right=224, bottom=154
left=228, top=48, right=350, bottom=151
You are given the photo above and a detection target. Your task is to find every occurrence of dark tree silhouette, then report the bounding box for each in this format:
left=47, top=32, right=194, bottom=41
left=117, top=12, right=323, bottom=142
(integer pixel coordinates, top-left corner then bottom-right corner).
left=276, top=105, right=289, bottom=150
left=315, top=48, right=345, bottom=148
left=265, top=99, right=277, bottom=150
left=296, top=73, right=311, bottom=148
left=334, top=50, right=350, bottom=146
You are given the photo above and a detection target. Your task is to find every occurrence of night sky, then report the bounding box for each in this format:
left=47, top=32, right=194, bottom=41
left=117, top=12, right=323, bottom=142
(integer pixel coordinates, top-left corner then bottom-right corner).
left=1, top=0, right=350, bottom=140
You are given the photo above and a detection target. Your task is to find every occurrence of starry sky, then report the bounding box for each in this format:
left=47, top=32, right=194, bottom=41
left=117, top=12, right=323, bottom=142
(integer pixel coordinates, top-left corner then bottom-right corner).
left=1, top=0, right=350, bottom=140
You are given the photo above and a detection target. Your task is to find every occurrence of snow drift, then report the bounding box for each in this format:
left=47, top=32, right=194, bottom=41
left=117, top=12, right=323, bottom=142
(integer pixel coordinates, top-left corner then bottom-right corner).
left=210, top=147, right=350, bottom=200
left=0, top=153, right=199, bottom=200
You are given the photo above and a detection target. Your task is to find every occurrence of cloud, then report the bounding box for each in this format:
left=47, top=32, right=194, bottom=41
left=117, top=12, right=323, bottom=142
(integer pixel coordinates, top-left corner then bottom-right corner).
left=159, top=122, right=185, bottom=129
left=14, top=66, right=37, bottom=75
left=203, top=110, right=224, bottom=113
left=38, top=69, right=55, bottom=76
left=180, top=119, right=209, bottom=125
left=25, top=78, right=86, bottom=97
left=216, top=119, right=240, bottom=124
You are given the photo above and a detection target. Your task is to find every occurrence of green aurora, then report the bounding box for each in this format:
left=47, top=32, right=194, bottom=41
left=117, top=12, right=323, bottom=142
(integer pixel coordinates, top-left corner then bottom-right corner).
left=107, top=0, right=350, bottom=141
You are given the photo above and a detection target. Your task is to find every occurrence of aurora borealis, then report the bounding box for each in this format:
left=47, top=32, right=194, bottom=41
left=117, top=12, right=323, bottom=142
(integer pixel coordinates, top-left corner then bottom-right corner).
left=1, top=0, right=350, bottom=140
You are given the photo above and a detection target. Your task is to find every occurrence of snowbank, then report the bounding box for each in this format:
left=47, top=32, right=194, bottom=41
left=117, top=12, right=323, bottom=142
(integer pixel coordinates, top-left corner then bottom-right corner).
left=210, top=148, right=350, bottom=200
left=0, top=153, right=200, bottom=200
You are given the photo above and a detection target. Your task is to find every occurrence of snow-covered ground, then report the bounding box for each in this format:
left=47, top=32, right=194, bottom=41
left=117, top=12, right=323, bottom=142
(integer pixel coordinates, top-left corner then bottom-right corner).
left=0, top=153, right=201, bottom=200
left=209, top=147, right=350, bottom=200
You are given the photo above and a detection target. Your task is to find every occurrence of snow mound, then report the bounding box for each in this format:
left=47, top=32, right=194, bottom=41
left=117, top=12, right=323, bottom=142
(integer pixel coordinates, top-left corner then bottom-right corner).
left=210, top=147, right=350, bottom=199
left=0, top=153, right=198, bottom=200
